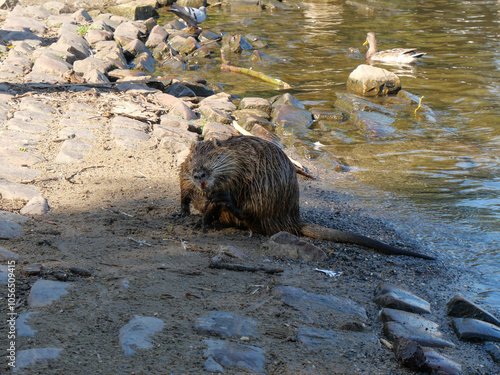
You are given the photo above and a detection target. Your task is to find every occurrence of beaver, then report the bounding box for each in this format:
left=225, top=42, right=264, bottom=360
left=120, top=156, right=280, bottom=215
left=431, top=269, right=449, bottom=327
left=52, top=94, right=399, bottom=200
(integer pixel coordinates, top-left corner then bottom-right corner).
left=179, top=135, right=435, bottom=260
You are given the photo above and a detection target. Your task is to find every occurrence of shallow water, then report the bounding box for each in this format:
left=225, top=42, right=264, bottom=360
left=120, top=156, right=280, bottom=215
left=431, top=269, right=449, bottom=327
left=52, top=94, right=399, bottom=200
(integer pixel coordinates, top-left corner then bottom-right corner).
left=160, top=0, right=500, bottom=309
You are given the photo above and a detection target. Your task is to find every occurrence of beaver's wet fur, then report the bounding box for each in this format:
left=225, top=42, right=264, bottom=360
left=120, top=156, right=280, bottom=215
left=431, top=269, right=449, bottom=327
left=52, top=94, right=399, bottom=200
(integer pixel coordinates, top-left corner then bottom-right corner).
left=179, top=136, right=434, bottom=260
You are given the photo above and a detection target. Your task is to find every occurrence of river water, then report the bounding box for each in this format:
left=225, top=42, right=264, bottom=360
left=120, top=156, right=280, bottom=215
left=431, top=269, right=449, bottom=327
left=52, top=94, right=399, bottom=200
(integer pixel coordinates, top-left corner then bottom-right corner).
left=160, top=0, right=500, bottom=309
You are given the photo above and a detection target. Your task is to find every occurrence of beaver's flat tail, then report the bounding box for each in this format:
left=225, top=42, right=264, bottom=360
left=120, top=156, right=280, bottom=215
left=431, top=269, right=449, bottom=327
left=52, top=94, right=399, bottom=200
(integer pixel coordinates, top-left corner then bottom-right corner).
left=301, top=223, right=435, bottom=260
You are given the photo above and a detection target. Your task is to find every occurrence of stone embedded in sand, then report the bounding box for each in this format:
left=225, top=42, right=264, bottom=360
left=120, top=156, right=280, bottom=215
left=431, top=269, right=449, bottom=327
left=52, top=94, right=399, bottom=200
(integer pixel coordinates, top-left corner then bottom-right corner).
left=374, top=283, right=431, bottom=314
left=14, top=348, right=63, bottom=373
left=298, top=327, right=379, bottom=351
left=447, top=294, right=500, bottom=327
left=55, top=139, right=92, bottom=163
left=20, top=195, right=49, bottom=216
left=119, top=316, right=165, bottom=356
left=27, top=280, right=72, bottom=308
left=265, top=232, right=327, bottom=262
left=347, top=64, right=401, bottom=97
left=17, top=311, right=39, bottom=337
left=0, top=247, right=21, bottom=261
left=195, top=311, right=258, bottom=339
left=0, top=210, right=28, bottom=239
left=203, top=338, right=265, bottom=374
left=275, top=285, right=367, bottom=327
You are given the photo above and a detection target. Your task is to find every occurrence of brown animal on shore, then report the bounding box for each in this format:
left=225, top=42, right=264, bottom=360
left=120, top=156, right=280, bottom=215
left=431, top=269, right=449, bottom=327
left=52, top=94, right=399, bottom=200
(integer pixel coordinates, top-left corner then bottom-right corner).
left=179, top=136, right=435, bottom=260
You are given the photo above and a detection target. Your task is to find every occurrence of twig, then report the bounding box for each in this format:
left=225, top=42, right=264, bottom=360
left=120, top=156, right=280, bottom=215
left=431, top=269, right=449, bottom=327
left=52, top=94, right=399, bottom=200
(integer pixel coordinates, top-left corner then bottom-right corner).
left=210, top=255, right=283, bottom=274
left=65, top=165, right=104, bottom=183
left=127, top=237, right=152, bottom=247
left=221, top=49, right=291, bottom=89
left=102, top=207, right=134, bottom=218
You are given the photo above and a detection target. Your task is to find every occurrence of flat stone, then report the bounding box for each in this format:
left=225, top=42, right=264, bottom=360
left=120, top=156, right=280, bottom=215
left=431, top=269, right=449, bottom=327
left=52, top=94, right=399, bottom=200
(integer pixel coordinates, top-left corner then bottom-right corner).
left=0, top=179, right=40, bottom=200
left=112, top=127, right=150, bottom=142
left=114, top=22, right=143, bottom=45
left=17, top=311, right=39, bottom=337
left=27, top=279, right=72, bottom=308
left=111, top=116, right=150, bottom=132
left=199, top=94, right=237, bottom=112
left=20, top=195, right=49, bottom=215
left=0, top=210, right=27, bottom=239
left=146, top=25, right=169, bottom=48
left=7, top=117, right=49, bottom=134
left=119, top=316, right=165, bottom=356
left=221, top=34, right=252, bottom=53
left=0, top=30, right=42, bottom=47
left=198, top=106, right=233, bottom=124
left=0, top=164, right=41, bottom=183
left=59, top=117, right=106, bottom=130
left=0, top=247, right=22, bottom=261
left=153, top=124, right=198, bottom=142
left=59, top=127, right=95, bottom=140
left=0, top=130, right=39, bottom=149
left=264, top=231, right=327, bottom=262
left=24, top=71, right=67, bottom=84
left=0, top=149, right=44, bottom=166
left=374, top=283, right=431, bottom=314
left=195, top=311, right=258, bottom=339
left=114, top=82, right=159, bottom=95
left=276, top=285, right=367, bottom=328
left=447, top=294, right=500, bottom=327
left=380, top=308, right=442, bottom=336
left=383, top=321, right=455, bottom=348
left=201, top=122, right=237, bottom=140
left=55, top=139, right=92, bottom=163
left=347, top=64, right=401, bottom=96
left=452, top=318, right=500, bottom=342
left=204, top=338, right=265, bottom=374
left=67, top=102, right=99, bottom=113
left=14, top=348, right=63, bottom=373
left=298, top=327, right=379, bottom=352
left=19, top=98, right=56, bottom=114
left=31, top=54, right=72, bottom=77
left=235, top=111, right=275, bottom=132
left=239, top=97, right=271, bottom=115
left=3, top=16, right=46, bottom=35
left=84, top=29, right=113, bottom=45
left=73, top=56, right=113, bottom=75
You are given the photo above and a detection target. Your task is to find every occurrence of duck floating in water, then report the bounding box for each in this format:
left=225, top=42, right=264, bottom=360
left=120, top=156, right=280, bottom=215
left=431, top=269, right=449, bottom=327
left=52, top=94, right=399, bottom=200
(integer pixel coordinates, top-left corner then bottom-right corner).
left=167, top=3, right=208, bottom=27
left=363, top=32, right=425, bottom=64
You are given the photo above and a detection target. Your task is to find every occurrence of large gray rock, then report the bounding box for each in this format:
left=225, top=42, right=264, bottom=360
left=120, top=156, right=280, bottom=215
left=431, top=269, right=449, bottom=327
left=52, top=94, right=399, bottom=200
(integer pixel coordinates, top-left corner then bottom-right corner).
left=27, top=280, right=72, bottom=307
left=204, top=339, right=265, bottom=374
left=347, top=64, right=401, bottom=97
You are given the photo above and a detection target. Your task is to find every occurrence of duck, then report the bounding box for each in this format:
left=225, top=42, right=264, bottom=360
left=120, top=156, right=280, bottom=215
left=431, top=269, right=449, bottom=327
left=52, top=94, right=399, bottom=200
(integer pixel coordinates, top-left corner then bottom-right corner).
left=363, top=32, right=425, bottom=64
left=167, top=3, right=208, bottom=27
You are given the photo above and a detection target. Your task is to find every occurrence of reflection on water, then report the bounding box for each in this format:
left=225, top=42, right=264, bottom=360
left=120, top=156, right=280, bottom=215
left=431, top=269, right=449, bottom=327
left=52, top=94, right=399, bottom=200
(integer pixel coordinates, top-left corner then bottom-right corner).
left=160, top=0, right=500, bottom=308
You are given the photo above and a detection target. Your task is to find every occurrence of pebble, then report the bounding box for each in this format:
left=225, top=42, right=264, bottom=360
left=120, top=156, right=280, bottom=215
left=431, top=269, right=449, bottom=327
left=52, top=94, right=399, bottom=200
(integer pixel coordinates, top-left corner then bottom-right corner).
left=118, top=316, right=165, bottom=356
left=27, top=279, right=72, bottom=308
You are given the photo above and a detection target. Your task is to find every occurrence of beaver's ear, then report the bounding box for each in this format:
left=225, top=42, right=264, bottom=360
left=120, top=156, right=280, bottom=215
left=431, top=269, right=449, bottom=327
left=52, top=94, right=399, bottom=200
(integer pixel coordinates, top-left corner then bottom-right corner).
left=211, top=138, right=222, bottom=147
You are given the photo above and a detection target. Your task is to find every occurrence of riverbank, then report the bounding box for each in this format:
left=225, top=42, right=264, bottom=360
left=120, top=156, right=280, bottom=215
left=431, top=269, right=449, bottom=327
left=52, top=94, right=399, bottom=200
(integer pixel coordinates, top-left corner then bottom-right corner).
left=0, top=1, right=499, bottom=374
